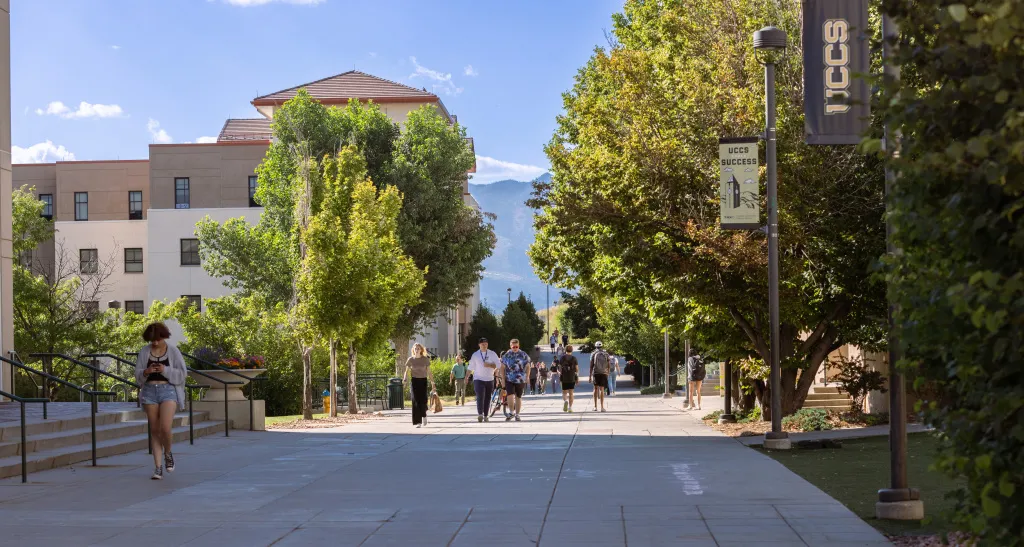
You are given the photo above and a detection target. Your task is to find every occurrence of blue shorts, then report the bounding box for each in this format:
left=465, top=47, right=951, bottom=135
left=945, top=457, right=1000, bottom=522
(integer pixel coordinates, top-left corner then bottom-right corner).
left=141, top=383, right=177, bottom=405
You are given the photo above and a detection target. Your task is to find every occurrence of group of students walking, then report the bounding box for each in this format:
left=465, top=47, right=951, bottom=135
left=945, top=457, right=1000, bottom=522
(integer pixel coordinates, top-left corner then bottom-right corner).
left=402, top=336, right=625, bottom=425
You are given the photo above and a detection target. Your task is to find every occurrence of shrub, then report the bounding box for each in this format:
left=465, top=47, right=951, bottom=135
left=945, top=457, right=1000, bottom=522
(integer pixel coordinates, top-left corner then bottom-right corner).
left=832, top=356, right=887, bottom=412
left=782, top=408, right=833, bottom=432
left=640, top=383, right=680, bottom=395
left=882, top=0, right=1024, bottom=540
left=702, top=410, right=723, bottom=421
left=737, top=406, right=762, bottom=423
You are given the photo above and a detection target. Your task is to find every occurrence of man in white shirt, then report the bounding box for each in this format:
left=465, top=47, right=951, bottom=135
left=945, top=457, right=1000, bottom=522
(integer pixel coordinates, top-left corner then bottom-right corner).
left=468, top=337, right=501, bottom=422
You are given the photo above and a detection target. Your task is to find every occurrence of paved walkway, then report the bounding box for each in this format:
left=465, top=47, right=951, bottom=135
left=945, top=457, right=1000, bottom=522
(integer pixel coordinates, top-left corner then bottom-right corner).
left=0, top=357, right=889, bottom=546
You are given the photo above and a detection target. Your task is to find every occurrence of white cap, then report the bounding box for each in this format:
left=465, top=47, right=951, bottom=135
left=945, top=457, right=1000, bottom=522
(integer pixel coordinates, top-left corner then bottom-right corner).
left=595, top=341, right=603, bottom=348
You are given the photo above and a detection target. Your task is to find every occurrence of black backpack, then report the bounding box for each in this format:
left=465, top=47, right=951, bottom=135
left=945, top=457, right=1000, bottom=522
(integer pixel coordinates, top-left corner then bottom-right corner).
left=690, top=356, right=706, bottom=381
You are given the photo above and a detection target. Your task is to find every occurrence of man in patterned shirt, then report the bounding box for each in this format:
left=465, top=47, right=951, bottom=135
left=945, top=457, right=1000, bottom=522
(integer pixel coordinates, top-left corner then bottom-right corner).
left=498, top=338, right=532, bottom=422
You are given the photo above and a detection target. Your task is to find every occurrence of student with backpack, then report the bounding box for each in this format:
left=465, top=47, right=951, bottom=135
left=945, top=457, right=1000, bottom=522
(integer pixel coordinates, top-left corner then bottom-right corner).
left=559, top=346, right=579, bottom=412
left=590, top=341, right=611, bottom=412
left=686, top=353, right=708, bottom=411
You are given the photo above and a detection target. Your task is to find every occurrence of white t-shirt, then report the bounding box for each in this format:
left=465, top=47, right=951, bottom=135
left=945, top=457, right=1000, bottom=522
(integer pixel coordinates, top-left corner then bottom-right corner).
left=467, top=349, right=500, bottom=382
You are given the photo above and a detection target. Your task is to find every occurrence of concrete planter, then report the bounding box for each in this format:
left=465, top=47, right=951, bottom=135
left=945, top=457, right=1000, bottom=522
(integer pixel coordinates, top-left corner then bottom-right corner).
left=189, top=368, right=266, bottom=402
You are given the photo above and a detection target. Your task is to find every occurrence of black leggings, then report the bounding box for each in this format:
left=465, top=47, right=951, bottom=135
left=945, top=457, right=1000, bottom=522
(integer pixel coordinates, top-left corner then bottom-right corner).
left=530, top=377, right=538, bottom=392
left=411, top=377, right=428, bottom=425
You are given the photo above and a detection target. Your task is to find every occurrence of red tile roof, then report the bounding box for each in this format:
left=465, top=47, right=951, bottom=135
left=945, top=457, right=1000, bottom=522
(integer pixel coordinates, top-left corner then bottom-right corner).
left=252, top=70, right=439, bottom=105
left=218, top=118, right=272, bottom=142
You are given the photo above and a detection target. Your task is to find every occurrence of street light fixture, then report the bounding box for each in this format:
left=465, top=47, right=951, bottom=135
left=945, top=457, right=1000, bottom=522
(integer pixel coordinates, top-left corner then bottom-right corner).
left=754, top=26, right=791, bottom=450
left=507, top=288, right=512, bottom=304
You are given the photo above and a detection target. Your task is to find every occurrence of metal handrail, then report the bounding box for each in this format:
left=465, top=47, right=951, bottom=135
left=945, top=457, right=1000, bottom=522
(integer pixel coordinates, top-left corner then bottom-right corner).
left=32, top=353, right=139, bottom=412
left=0, top=389, right=48, bottom=483
left=181, top=352, right=263, bottom=432
left=125, top=352, right=242, bottom=437
left=0, top=355, right=116, bottom=467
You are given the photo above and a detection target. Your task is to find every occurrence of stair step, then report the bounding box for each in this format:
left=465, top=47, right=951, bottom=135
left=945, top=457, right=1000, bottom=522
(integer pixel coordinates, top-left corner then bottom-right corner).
left=0, top=420, right=226, bottom=480
left=0, top=412, right=209, bottom=458
left=811, top=386, right=844, bottom=394
left=805, top=393, right=851, bottom=402
left=804, top=400, right=853, bottom=409
left=0, top=410, right=130, bottom=442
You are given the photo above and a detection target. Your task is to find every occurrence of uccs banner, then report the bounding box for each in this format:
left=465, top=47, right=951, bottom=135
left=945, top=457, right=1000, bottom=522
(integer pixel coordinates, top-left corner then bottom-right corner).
left=802, top=0, right=870, bottom=145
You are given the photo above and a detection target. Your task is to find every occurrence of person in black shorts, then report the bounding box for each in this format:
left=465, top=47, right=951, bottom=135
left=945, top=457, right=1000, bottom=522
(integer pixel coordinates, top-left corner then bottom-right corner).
left=559, top=345, right=579, bottom=412
left=590, top=342, right=611, bottom=412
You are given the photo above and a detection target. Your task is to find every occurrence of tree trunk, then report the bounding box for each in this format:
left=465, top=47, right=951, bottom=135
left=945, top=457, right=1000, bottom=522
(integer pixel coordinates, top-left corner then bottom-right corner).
left=348, top=345, right=359, bottom=414
left=329, top=339, right=338, bottom=417
left=392, top=334, right=411, bottom=378
left=301, top=345, right=313, bottom=420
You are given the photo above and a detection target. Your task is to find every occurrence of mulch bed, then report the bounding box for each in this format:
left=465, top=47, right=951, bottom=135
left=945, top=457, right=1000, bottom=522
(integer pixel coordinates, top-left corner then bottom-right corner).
left=888, top=533, right=975, bottom=546
left=267, top=412, right=388, bottom=430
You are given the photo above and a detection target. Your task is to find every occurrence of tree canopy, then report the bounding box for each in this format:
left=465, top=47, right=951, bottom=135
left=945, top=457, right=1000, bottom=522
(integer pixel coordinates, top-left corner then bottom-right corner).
left=530, top=0, right=887, bottom=416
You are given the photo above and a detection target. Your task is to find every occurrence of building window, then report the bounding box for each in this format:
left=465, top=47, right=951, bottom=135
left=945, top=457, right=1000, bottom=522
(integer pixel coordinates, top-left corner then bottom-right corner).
left=175, top=178, right=190, bottom=209
left=248, top=176, right=259, bottom=207
left=180, top=238, right=200, bottom=266
left=182, top=295, right=202, bottom=313
left=80, top=249, right=98, bottom=274
left=40, top=194, right=53, bottom=220
left=129, top=191, right=143, bottom=220
left=125, top=300, right=145, bottom=315
left=81, top=301, right=100, bottom=320
left=125, top=248, right=143, bottom=273
left=20, top=249, right=33, bottom=268
left=75, top=192, right=88, bottom=221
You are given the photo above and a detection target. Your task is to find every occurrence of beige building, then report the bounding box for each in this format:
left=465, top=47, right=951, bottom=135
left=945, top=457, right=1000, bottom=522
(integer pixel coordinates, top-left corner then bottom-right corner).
left=10, top=71, right=480, bottom=370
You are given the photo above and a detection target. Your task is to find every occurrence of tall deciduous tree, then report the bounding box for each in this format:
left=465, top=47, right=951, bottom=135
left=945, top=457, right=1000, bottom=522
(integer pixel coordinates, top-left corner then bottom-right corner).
left=297, top=147, right=423, bottom=414
left=530, top=0, right=887, bottom=418
left=386, top=109, right=494, bottom=374
left=560, top=290, right=601, bottom=340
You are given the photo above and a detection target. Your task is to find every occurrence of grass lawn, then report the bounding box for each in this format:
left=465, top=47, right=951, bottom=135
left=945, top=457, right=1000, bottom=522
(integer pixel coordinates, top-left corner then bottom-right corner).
left=762, top=433, right=961, bottom=537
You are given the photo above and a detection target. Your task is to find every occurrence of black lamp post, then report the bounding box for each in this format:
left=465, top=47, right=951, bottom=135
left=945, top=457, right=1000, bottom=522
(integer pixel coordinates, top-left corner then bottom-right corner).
left=507, top=288, right=512, bottom=304
left=754, top=26, right=791, bottom=450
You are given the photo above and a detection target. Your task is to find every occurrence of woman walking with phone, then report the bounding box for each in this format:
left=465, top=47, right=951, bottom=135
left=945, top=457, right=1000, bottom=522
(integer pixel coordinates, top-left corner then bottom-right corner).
left=135, top=322, right=188, bottom=480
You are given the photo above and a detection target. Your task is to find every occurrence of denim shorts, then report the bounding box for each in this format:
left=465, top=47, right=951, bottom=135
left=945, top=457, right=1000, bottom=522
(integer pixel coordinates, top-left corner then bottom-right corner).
left=141, top=383, right=176, bottom=405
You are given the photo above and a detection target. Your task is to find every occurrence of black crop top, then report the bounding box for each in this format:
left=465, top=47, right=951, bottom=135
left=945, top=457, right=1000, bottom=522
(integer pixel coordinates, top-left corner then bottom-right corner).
left=147, top=353, right=170, bottom=383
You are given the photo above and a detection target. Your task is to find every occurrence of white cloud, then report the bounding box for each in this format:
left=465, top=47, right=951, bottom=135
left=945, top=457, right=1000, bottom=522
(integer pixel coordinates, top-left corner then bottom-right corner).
left=35, top=101, right=124, bottom=119
left=409, top=56, right=463, bottom=96
left=469, top=155, right=548, bottom=184
left=12, top=141, right=75, bottom=164
left=111, top=45, right=121, bottom=50
left=368, top=51, right=377, bottom=58
left=464, top=65, right=478, bottom=77
left=147, top=119, right=173, bottom=144
left=219, top=0, right=325, bottom=5
left=195, top=136, right=218, bottom=144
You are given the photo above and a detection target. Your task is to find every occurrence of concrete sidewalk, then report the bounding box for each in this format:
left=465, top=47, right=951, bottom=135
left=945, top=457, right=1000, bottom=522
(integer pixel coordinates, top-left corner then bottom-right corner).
left=0, top=379, right=889, bottom=546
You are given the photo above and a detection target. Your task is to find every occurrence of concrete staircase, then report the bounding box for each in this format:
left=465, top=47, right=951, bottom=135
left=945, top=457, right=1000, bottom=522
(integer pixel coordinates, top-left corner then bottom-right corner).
left=700, top=377, right=722, bottom=397
left=803, top=385, right=853, bottom=410
left=0, top=408, right=225, bottom=479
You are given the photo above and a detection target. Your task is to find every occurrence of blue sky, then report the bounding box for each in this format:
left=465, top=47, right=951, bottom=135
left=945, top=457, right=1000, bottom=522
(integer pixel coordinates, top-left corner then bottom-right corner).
left=11, top=0, right=622, bottom=183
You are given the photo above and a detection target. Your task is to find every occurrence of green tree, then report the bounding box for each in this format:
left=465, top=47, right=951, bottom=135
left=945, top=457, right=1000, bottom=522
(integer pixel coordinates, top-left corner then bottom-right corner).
left=560, top=290, right=601, bottom=340
left=176, top=294, right=314, bottom=417
left=881, top=0, right=1024, bottom=541
left=297, top=147, right=424, bottom=414
left=462, top=306, right=504, bottom=357
left=530, top=0, right=887, bottom=419
left=500, top=292, right=544, bottom=350
left=386, top=108, right=495, bottom=375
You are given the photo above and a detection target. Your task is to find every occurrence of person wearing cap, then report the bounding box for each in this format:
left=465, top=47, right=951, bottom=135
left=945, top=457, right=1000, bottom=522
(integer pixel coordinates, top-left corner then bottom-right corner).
left=467, top=337, right=500, bottom=422
left=589, top=341, right=611, bottom=412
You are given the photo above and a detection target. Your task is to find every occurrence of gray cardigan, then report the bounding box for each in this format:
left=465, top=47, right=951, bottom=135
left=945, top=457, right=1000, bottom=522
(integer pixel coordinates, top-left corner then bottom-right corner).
left=135, top=343, right=188, bottom=409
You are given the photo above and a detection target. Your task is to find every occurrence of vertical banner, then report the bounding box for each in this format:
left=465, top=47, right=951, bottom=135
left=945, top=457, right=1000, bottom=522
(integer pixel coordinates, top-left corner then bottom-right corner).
left=719, top=137, right=760, bottom=230
left=803, top=0, right=870, bottom=145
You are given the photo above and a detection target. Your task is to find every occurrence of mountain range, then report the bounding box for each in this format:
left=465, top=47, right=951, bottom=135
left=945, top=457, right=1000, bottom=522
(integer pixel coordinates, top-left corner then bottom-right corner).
left=469, top=173, right=555, bottom=312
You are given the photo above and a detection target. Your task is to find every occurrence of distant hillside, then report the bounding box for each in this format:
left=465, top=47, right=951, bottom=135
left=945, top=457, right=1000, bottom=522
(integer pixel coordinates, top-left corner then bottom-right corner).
left=470, top=173, right=553, bottom=311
